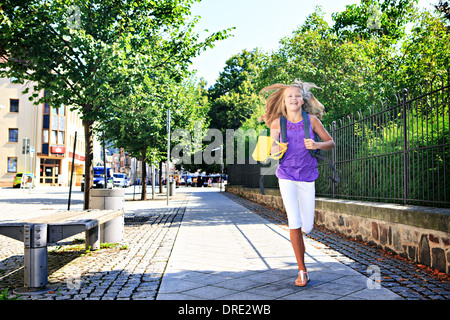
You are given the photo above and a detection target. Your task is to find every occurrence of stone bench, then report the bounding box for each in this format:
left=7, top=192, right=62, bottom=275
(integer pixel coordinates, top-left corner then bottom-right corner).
left=0, top=209, right=124, bottom=294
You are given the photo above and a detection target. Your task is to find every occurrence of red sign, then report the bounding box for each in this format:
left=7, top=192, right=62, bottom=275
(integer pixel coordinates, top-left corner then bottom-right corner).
left=68, top=151, right=85, bottom=162
left=51, top=146, right=65, bottom=154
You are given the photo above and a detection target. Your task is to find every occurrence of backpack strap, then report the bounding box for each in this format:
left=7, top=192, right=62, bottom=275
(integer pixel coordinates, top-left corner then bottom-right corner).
left=303, top=111, right=321, bottom=157
left=302, top=110, right=314, bottom=149
left=280, top=115, right=287, bottom=143
left=259, top=174, right=265, bottom=195
left=303, top=111, right=340, bottom=183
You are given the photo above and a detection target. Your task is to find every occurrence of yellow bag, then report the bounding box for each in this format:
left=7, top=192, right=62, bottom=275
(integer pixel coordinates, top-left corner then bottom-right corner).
left=252, top=136, right=288, bottom=163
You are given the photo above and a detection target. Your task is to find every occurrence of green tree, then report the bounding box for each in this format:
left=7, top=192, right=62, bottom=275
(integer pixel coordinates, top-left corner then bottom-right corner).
left=257, top=2, right=448, bottom=124
left=97, top=76, right=209, bottom=200
left=395, top=8, right=450, bottom=88
left=207, top=49, right=266, bottom=132
left=0, top=0, right=229, bottom=208
left=260, top=7, right=395, bottom=123
left=204, top=49, right=266, bottom=170
left=332, top=0, right=418, bottom=41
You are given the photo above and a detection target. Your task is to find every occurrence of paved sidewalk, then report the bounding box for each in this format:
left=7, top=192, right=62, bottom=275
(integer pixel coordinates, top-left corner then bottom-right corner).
left=157, top=190, right=402, bottom=300
left=1, top=186, right=447, bottom=301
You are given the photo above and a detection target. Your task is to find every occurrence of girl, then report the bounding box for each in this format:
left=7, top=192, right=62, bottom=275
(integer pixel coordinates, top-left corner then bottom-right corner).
left=259, top=80, right=335, bottom=286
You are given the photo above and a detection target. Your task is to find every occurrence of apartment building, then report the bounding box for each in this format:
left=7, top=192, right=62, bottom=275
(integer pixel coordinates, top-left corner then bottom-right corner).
left=0, top=77, right=85, bottom=187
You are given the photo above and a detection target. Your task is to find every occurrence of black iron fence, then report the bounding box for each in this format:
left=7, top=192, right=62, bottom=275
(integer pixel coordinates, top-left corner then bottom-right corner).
left=227, top=72, right=450, bottom=208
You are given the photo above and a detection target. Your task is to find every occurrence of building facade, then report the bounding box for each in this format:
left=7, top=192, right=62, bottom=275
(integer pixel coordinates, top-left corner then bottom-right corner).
left=0, top=77, right=85, bottom=187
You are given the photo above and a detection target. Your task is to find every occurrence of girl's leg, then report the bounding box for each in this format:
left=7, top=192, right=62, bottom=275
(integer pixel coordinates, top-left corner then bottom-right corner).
left=278, top=179, right=308, bottom=285
left=290, top=227, right=306, bottom=271
left=293, top=181, right=315, bottom=286
left=278, top=179, right=302, bottom=229
left=290, top=228, right=309, bottom=286
left=297, top=181, right=316, bottom=234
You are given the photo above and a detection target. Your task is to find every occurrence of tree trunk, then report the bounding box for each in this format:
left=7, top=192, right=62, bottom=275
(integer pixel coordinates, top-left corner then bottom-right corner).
left=83, top=118, right=94, bottom=210
left=141, top=148, right=147, bottom=200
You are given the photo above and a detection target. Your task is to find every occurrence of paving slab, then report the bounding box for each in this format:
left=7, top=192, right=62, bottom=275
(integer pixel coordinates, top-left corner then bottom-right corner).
left=157, top=190, right=403, bottom=300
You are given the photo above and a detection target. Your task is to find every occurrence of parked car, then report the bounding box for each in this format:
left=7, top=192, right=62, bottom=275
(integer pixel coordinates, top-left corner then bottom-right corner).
left=180, top=175, right=193, bottom=186
left=13, top=172, right=34, bottom=188
left=81, top=166, right=113, bottom=191
left=113, top=173, right=129, bottom=188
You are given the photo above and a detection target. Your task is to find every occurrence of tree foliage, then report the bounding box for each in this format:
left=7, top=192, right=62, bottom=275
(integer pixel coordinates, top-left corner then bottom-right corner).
left=0, top=0, right=230, bottom=206
left=207, top=49, right=265, bottom=132
left=332, top=0, right=418, bottom=41
left=212, top=1, right=449, bottom=132
left=194, top=0, right=449, bottom=179
left=96, top=76, right=210, bottom=199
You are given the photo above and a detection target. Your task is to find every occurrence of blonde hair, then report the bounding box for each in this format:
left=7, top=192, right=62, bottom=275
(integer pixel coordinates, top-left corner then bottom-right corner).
left=258, top=79, right=323, bottom=127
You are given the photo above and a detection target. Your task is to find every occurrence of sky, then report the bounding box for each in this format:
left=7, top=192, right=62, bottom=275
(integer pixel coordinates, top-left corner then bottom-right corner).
left=188, top=0, right=436, bottom=86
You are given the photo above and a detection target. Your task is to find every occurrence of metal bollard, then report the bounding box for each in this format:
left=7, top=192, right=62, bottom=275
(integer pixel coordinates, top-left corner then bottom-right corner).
left=101, top=216, right=124, bottom=243
left=91, top=189, right=124, bottom=244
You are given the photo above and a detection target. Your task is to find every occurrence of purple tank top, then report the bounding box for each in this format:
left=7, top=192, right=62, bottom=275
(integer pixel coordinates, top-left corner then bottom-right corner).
left=276, top=114, right=319, bottom=182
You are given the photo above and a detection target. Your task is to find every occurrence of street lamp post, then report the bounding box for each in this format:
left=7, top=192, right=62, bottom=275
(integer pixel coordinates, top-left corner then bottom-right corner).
left=68, top=131, right=77, bottom=210
left=102, top=131, right=107, bottom=188
left=212, top=146, right=223, bottom=192
left=167, top=109, right=170, bottom=206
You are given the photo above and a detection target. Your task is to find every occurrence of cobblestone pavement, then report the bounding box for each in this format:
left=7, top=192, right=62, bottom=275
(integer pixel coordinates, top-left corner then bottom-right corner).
left=0, top=186, right=190, bottom=300
left=222, top=192, right=450, bottom=300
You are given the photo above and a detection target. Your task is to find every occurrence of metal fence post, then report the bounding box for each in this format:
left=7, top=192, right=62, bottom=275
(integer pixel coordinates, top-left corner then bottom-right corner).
left=402, top=88, right=409, bottom=205
left=332, top=121, right=337, bottom=198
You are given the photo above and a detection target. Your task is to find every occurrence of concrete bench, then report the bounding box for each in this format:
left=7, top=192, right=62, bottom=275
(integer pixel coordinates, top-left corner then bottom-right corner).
left=0, top=209, right=124, bottom=294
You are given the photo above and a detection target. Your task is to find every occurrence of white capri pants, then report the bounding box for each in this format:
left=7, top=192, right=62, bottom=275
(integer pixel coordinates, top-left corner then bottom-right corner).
left=278, top=178, right=315, bottom=233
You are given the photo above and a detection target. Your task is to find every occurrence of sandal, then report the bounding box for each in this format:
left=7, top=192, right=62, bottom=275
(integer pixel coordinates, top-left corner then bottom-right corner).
left=295, top=270, right=310, bottom=287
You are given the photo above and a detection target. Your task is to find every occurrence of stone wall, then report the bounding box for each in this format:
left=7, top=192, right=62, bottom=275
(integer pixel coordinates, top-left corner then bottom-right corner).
left=226, top=185, right=450, bottom=273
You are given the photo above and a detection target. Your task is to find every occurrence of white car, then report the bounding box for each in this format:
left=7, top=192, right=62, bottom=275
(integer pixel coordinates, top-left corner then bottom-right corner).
left=113, top=173, right=129, bottom=188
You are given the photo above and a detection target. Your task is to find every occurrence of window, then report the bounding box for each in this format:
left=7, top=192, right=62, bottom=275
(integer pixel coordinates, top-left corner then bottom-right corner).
left=58, top=116, right=65, bottom=131
left=8, top=129, right=18, bottom=142
left=58, top=131, right=64, bottom=144
left=7, top=157, right=17, bottom=173
left=43, top=115, right=50, bottom=129
left=43, top=129, right=49, bottom=143
left=42, top=98, right=66, bottom=155
left=51, top=130, right=57, bottom=144
left=52, top=115, right=59, bottom=130
left=10, top=99, right=19, bottom=113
